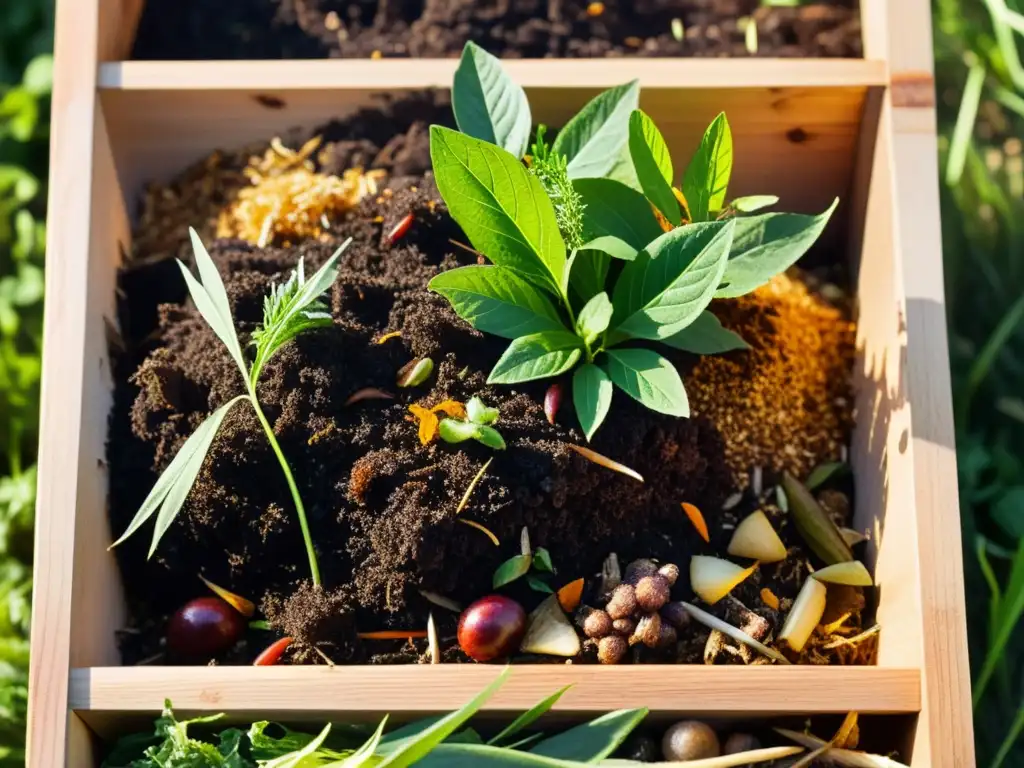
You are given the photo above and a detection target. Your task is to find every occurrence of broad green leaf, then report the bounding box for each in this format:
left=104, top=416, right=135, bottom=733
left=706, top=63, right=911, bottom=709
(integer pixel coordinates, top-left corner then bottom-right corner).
left=554, top=80, right=640, bottom=180
left=732, top=194, right=778, bottom=213
left=262, top=724, right=332, bottom=768
left=488, top=331, right=584, bottom=384
left=659, top=310, right=749, bottom=354
left=148, top=396, right=248, bottom=557
left=494, top=554, right=533, bottom=588
left=438, top=419, right=481, bottom=444
left=429, top=266, right=567, bottom=339
left=453, top=42, right=532, bottom=158
left=431, top=126, right=566, bottom=293
left=110, top=395, right=246, bottom=551
left=611, top=221, right=734, bottom=341
left=488, top=686, right=573, bottom=746
left=530, top=708, right=648, bottom=762
left=716, top=199, right=838, bottom=298
left=573, top=364, right=613, bottom=441
left=681, top=112, right=733, bottom=221
left=575, top=292, right=613, bottom=344
left=573, top=178, right=663, bottom=261
left=628, top=110, right=681, bottom=226
left=568, top=250, right=611, bottom=306
left=603, top=349, right=689, bottom=417
left=376, top=668, right=510, bottom=767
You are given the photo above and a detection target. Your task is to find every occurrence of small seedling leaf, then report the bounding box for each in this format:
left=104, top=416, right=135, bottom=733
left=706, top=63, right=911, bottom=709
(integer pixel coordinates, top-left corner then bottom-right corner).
left=681, top=112, right=733, bottom=221
left=526, top=575, right=555, bottom=594
left=628, top=110, right=681, bottom=225
left=494, top=554, right=533, bottom=588
left=466, top=396, right=500, bottom=425
left=575, top=291, right=613, bottom=344
left=732, top=194, right=779, bottom=213
left=533, top=547, right=555, bottom=573
left=572, top=363, right=613, bottom=440
left=475, top=425, right=507, bottom=450
left=453, top=42, right=532, bottom=158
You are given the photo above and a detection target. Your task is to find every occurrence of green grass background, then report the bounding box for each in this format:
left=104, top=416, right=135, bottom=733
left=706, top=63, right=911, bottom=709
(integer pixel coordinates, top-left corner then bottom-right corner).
left=1, top=0, right=1024, bottom=763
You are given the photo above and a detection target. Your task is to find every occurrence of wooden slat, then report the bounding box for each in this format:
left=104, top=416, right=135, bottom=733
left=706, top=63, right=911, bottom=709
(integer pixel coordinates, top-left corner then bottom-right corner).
left=97, top=58, right=888, bottom=91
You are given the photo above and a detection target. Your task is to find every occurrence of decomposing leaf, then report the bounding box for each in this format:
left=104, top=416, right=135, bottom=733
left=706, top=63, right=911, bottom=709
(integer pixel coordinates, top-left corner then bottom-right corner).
left=779, top=577, right=827, bottom=653
left=519, top=594, right=581, bottom=657
left=681, top=502, right=710, bottom=543
left=409, top=405, right=441, bottom=445
left=690, top=556, right=757, bottom=605
left=727, top=510, right=787, bottom=563
left=345, top=387, right=395, bottom=406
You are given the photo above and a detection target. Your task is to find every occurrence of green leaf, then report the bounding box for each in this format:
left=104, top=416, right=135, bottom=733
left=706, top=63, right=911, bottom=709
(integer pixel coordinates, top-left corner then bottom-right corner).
left=575, top=292, right=612, bottom=344
left=376, top=669, right=510, bottom=768
left=568, top=250, right=611, bottom=305
left=488, top=686, right=573, bottom=746
left=110, top=395, right=246, bottom=553
left=526, top=576, right=555, bottom=594
left=178, top=229, right=248, bottom=378
left=262, top=724, right=332, bottom=768
left=429, top=266, right=567, bottom=340
left=530, top=708, right=648, bottom=762
left=494, top=554, right=533, bottom=588
left=431, top=126, right=566, bottom=294
left=488, top=331, right=584, bottom=384
left=467, top=397, right=501, bottom=425
left=453, top=42, right=532, bottom=158
left=992, top=487, right=1024, bottom=538
left=573, top=364, right=613, bottom=441
left=805, top=460, right=850, bottom=490
left=603, top=349, right=689, bottom=417
left=554, top=80, right=640, bottom=180
left=681, top=112, right=733, bottom=221
left=716, top=199, right=838, bottom=298
left=628, top=110, right=681, bottom=226
left=325, top=717, right=389, bottom=767
left=732, top=194, right=778, bottom=213
left=659, top=310, right=749, bottom=354
left=533, top=547, right=555, bottom=573
left=249, top=241, right=351, bottom=384
left=438, top=419, right=481, bottom=444
left=475, top=425, right=507, bottom=451
left=573, top=178, right=663, bottom=261
left=611, top=221, right=734, bottom=341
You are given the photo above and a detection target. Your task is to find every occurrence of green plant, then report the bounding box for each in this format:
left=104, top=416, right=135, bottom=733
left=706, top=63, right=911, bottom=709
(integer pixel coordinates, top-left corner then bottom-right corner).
left=438, top=396, right=506, bottom=450
left=431, top=44, right=837, bottom=439
left=493, top=528, right=557, bottom=594
left=111, top=232, right=350, bottom=587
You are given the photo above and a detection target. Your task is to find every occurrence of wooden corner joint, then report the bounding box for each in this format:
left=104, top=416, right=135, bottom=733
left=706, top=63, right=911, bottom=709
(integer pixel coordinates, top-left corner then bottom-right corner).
left=891, top=72, right=936, bottom=108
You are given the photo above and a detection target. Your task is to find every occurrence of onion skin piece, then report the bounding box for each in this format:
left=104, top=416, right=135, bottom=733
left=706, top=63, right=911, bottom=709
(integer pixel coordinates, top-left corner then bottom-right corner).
left=520, top=594, right=581, bottom=657
left=782, top=472, right=854, bottom=565
left=811, top=560, right=874, bottom=587
left=726, top=511, right=787, bottom=563
left=779, top=577, right=827, bottom=653
left=690, top=556, right=758, bottom=605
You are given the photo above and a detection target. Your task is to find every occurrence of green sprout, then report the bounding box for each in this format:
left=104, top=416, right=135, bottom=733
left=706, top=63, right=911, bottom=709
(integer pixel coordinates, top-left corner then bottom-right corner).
left=438, top=396, right=506, bottom=450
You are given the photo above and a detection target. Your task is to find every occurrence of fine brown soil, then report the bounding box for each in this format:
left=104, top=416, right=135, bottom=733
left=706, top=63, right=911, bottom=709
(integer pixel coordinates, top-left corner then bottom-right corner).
left=109, top=97, right=861, bottom=667
left=131, top=0, right=861, bottom=60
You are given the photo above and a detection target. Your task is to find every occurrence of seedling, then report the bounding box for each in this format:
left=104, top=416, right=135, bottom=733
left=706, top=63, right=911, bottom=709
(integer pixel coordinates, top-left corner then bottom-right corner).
left=493, top=527, right=557, bottom=593
left=110, top=230, right=349, bottom=586
left=437, top=396, right=506, bottom=450
left=431, top=43, right=838, bottom=438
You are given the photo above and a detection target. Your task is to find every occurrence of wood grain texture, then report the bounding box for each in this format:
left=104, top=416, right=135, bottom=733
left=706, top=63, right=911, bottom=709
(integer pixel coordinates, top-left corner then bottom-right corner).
left=97, top=58, right=888, bottom=90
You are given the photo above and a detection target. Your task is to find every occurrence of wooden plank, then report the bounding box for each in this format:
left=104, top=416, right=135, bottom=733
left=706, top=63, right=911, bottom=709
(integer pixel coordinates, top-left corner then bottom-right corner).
left=97, top=58, right=888, bottom=91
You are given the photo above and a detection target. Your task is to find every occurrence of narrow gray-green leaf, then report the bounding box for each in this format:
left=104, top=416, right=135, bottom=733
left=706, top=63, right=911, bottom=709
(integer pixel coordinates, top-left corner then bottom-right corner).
left=488, top=686, right=573, bottom=746
left=431, top=126, right=566, bottom=293
left=429, top=265, right=567, bottom=339
left=488, top=331, right=584, bottom=384
left=604, top=349, right=689, bottom=417
left=628, top=110, right=680, bottom=226
left=568, top=250, right=611, bottom=305
left=494, top=554, right=533, bottom=588
left=612, top=221, right=734, bottom=341
left=659, top=309, right=749, bottom=354
left=572, top=364, right=613, bottom=441
left=453, top=42, right=531, bottom=158
left=681, top=112, right=733, bottom=221
left=716, top=198, right=838, bottom=298
left=732, top=194, right=778, bottom=213
left=148, top=396, right=248, bottom=557
left=555, top=80, right=640, bottom=180
left=574, top=177, right=663, bottom=261
left=178, top=256, right=246, bottom=377
left=376, top=668, right=510, bottom=767
left=188, top=229, right=245, bottom=368
left=576, top=292, right=613, bottom=344
left=530, top=708, right=648, bottom=762
left=112, top=394, right=245, bottom=550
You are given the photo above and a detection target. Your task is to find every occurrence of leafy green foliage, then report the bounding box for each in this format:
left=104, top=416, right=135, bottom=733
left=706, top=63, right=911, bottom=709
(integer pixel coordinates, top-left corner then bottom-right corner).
left=438, top=396, right=507, bottom=450
left=493, top=538, right=557, bottom=593
left=453, top=42, right=532, bottom=159
left=432, top=48, right=835, bottom=439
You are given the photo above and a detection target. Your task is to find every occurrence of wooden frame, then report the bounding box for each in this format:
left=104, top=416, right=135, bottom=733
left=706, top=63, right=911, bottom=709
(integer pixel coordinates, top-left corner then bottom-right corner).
left=29, top=0, right=975, bottom=765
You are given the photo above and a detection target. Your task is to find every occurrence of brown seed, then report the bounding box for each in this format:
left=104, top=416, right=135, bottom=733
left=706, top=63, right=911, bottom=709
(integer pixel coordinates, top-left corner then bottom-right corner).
left=635, top=574, right=671, bottom=612
left=598, top=634, right=628, bottom=665
left=658, top=623, right=678, bottom=648
left=723, top=733, right=762, bottom=755
left=662, top=721, right=721, bottom=761
left=606, top=584, right=638, bottom=620
left=661, top=601, right=691, bottom=630
left=624, top=559, right=659, bottom=585
left=658, top=563, right=680, bottom=586
left=612, top=617, right=636, bottom=636
left=583, top=609, right=613, bottom=639
left=631, top=613, right=662, bottom=648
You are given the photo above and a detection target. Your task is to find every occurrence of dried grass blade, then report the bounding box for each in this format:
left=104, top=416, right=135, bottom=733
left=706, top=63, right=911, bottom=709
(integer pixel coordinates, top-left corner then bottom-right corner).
left=457, top=458, right=493, bottom=514
left=774, top=728, right=909, bottom=767
left=459, top=518, right=500, bottom=546
left=376, top=331, right=402, bottom=344
left=680, top=601, right=790, bottom=664
left=682, top=502, right=710, bottom=542
left=655, top=746, right=804, bottom=767
left=569, top=444, right=644, bottom=482
left=200, top=575, right=256, bottom=617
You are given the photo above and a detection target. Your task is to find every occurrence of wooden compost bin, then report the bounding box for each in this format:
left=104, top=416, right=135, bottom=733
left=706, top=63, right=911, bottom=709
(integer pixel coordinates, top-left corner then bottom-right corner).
left=28, top=0, right=974, bottom=765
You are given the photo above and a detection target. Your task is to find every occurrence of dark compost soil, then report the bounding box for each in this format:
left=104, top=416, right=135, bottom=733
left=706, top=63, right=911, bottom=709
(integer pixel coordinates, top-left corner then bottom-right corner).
left=108, top=96, right=861, bottom=667
left=131, top=0, right=861, bottom=60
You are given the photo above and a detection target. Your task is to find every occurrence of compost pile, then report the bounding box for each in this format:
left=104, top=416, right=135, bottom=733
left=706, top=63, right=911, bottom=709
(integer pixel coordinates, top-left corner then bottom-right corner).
left=109, top=96, right=860, bottom=666
left=132, top=0, right=861, bottom=60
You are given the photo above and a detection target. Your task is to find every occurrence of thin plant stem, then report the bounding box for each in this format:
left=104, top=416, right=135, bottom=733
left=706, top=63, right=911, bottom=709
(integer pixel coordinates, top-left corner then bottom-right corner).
left=991, top=702, right=1024, bottom=768
left=248, top=393, right=322, bottom=586
left=946, top=61, right=986, bottom=187
left=958, top=290, right=1024, bottom=428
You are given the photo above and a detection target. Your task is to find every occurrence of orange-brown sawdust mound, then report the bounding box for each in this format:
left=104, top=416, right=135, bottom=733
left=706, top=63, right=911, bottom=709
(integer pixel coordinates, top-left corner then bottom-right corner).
left=688, top=272, right=855, bottom=486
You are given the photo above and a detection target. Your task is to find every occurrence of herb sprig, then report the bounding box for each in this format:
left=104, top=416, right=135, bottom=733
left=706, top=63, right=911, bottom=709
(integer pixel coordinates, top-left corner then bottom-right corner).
left=111, top=231, right=349, bottom=586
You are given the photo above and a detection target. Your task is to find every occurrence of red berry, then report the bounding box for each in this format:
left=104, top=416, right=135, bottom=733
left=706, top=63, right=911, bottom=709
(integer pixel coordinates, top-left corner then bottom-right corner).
left=457, top=595, right=526, bottom=662
left=167, top=597, right=245, bottom=659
